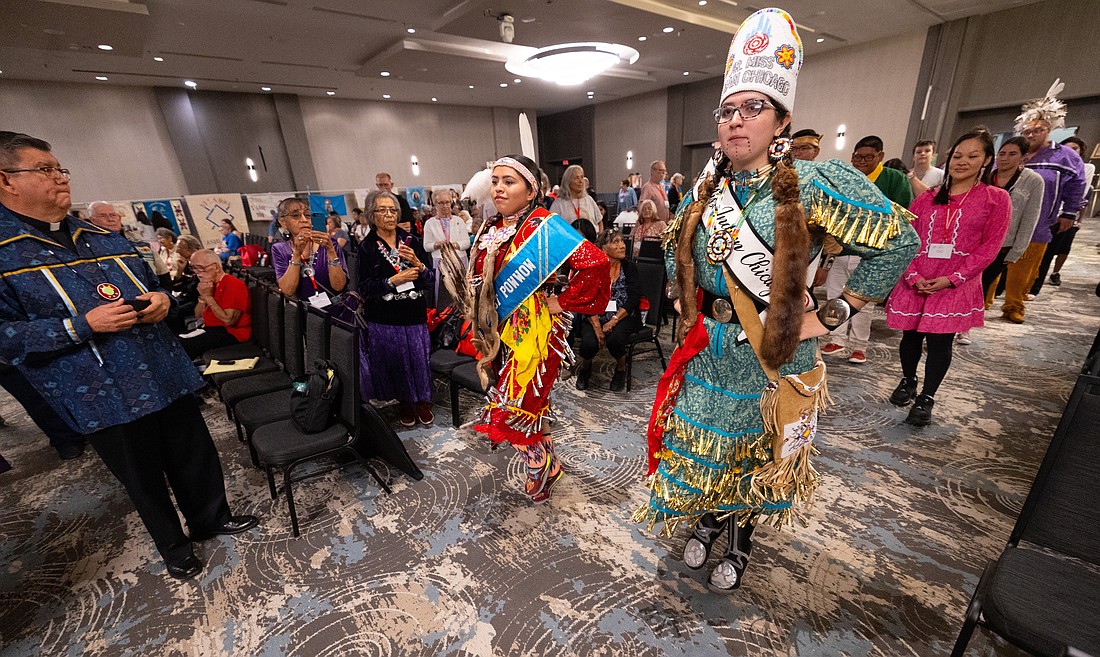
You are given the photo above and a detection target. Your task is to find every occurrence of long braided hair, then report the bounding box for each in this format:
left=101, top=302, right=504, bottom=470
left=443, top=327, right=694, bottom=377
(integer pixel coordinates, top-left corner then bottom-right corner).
left=676, top=110, right=809, bottom=369
left=439, top=155, right=542, bottom=387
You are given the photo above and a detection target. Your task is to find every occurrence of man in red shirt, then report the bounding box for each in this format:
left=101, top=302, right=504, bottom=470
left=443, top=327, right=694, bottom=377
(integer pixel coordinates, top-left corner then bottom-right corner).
left=179, top=249, right=252, bottom=359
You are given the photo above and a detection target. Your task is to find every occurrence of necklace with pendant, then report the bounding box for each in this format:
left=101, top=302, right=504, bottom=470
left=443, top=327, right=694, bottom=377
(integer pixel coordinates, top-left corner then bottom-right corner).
left=704, top=165, right=772, bottom=265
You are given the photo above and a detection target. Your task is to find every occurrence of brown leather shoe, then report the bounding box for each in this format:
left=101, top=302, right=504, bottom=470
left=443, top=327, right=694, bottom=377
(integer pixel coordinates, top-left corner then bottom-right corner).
left=1003, top=311, right=1025, bottom=324
left=398, top=403, right=416, bottom=427
left=417, top=403, right=434, bottom=425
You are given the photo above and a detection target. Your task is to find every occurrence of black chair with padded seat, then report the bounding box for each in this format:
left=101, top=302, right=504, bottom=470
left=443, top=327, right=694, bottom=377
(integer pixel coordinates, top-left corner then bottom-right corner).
left=218, top=297, right=305, bottom=425
left=251, top=317, right=392, bottom=537
left=449, top=360, right=487, bottom=428
left=208, top=291, right=284, bottom=388
left=623, top=259, right=668, bottom=391
left=200, top=279, right=267, bottom=364
left=430, top=348, right=477, bottom=380
left=233, top=307, right=328, bottom=466
left=951, top=360, right=1100, bottom=657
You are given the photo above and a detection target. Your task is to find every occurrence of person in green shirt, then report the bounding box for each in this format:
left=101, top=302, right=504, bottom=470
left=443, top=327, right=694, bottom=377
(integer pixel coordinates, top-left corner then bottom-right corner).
left=822, top=135, right=916, bottom=363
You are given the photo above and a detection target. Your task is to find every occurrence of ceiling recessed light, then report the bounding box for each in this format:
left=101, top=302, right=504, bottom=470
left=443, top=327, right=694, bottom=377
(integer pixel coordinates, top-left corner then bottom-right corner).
left=500, top=83, right=508, bottom=88
left=699, top=0, right=707, bottom=4
left=184, top=80, right=197, bottom=89
left=406, top=28, right=416, bottom=34
left=431, top=97, right=438, bottom=102
left=153, top=56, right=164, bottom=62
left=662, top=27, right=674, bottom=33
left=513, top=78, right=521, bottom=83
left=261, top=86, right=271, bottom=91
left=683, top=71, right=690, bottom=76
left=95, top=75, right=108, bottom=81
left=638, top=36, right=647, bottom=42
left=326, top=90, right=336, bottom=96
left=816, top=37, right=825, bottom=43
left=468, top=85, right=474, bottom=89
left=97, top=44, right=113, bottom=51
left=382, top=94, right=391, bottom=99
left=380, top=71, right=390, bottom=77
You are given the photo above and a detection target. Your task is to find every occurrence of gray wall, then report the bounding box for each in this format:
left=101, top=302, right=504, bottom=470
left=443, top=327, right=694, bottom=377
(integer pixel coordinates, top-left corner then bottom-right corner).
left=919, top=0, right=1100, bottom=156
left=592, top=89, right=669, bottom=191
left=0, top=79, right=188, bottom=201
left=301, top=97, right=532, bottom=192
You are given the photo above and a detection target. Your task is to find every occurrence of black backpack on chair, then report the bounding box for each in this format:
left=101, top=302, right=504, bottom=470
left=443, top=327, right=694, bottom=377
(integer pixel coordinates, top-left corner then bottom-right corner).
left=290, top=360, right=341, bottom=433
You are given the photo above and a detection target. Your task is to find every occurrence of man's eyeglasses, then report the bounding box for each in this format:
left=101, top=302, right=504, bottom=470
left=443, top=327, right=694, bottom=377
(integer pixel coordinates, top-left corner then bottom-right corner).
left=1022, top=128, right=1049, bottom=137
left=851, top=153, right=880, bottom=164
left=1, top=166, right=71, bottom=181
left=374, top=207, right=399, bottom=216
left=191, top=262, right=219, bottom=272
left=791, top=144, right=817, bottom=152
left=712, top=99, right=776, bottom=124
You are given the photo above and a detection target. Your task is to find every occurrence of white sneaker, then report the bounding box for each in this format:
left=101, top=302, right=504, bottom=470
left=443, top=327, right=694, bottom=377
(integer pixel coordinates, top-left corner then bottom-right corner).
left=957, top=332, right=972, bottom=345
left=1025, top=294, right=1036, bottom=301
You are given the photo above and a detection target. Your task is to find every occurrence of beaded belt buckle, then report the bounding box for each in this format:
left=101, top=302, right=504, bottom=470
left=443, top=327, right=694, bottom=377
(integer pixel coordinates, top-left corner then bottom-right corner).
left=706, top=230, right=734, bottom=265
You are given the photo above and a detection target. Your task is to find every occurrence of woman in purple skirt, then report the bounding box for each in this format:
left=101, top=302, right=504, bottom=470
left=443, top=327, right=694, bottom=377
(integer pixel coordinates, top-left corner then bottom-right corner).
left=358, top=190, right=434, bottom=427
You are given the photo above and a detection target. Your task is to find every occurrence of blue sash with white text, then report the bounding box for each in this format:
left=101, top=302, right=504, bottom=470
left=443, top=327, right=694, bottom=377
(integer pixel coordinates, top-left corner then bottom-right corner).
left=495, top=210, right=583, bottom=321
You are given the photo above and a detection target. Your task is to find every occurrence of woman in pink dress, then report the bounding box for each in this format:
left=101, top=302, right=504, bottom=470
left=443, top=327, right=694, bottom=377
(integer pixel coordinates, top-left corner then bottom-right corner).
left=885, top=130, right=1010, bottom=426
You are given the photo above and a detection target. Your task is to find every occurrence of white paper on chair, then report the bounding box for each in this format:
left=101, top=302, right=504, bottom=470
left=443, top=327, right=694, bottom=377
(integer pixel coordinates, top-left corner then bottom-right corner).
left=179, top=328, right=206, bottom=339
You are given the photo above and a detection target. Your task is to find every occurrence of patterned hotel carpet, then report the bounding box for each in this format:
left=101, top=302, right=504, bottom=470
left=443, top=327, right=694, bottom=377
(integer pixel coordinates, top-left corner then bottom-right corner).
left=2, top=227, right=1099, bottom=657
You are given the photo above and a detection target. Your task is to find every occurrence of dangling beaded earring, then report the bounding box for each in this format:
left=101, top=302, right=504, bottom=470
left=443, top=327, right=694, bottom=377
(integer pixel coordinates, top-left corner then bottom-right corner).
left=768, top=136, right=792, bottom=162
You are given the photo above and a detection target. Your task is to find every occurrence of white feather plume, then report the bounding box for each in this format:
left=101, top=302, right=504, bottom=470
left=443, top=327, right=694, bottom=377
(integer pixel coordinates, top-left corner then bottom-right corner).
left=1014, top=78, right=1068, bottom=134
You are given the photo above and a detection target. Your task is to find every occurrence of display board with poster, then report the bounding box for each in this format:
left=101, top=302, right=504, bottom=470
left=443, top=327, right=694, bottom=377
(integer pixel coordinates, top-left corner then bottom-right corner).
left=182, top=193, right=248, bottom=251
left=308, top=194, right=348, bottom=219
left=246, top=193, right=286, bottom=224
left=403, top=187, right=427, bottom=210
left=132, top=199, right=184, bottom=235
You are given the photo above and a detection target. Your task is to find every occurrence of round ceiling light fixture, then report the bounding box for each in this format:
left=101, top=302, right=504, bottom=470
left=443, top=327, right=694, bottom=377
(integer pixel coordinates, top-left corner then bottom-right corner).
left=506, top=42, right=639, bottom=86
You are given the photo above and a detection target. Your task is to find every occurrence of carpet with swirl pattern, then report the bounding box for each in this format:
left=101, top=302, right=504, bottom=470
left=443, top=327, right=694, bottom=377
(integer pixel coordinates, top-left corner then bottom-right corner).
left=2, top=226, right=1099, bottom=657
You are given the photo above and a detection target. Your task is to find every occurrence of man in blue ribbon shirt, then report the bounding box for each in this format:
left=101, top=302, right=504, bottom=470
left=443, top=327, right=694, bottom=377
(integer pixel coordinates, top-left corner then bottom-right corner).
left=0, top=131, right=257, bottom=580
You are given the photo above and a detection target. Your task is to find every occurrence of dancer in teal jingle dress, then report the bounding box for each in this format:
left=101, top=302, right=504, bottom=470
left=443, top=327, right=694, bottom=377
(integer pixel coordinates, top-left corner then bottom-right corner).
left=635, top=7, right=918, bottom=593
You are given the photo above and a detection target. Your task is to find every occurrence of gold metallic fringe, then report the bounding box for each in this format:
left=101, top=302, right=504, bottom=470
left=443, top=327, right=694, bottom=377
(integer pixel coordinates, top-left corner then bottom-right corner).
left=807, top=190, right=916, bottom=250
left=631, top=414, right=810, bottom=537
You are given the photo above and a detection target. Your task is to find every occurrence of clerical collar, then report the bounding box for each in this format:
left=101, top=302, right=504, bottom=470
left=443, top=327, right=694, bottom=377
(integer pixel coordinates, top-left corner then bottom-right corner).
left=15, top=211, right=76, bottom=250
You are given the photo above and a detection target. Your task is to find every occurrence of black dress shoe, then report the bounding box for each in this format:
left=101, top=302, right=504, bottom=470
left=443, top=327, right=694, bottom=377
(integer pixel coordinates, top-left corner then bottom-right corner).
left=905, top=394, right=935, bottom=426
left=191, top=514, right=259, bottom=541
left=56, top=442, right=85, bottom=460
left=575, top=368, right=590, bottom=391
left=609, top=369, right=627, bottom=392
left=165, top=554, right=202, bottom=580
left=889, top=378, right=918, bottom=406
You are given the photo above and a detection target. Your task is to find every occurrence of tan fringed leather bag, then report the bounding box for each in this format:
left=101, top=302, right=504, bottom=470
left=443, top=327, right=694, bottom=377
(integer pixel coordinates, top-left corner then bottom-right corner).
left=722, top=269, right=830, bottom=505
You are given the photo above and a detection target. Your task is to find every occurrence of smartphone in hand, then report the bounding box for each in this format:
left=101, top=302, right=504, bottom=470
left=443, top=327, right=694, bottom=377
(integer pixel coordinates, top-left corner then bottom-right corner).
left=123, top=298, right=152, bottom=313
left=310, top=211, right=327, bottom=232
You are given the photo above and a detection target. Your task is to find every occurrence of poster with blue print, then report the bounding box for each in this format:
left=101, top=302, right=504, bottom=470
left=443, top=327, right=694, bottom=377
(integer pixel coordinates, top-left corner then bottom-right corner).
left=404, top=187, right=427, bottom=210
left=132, top=200, right=183, bottom=235
left=309, top=194, right=347, bottom=217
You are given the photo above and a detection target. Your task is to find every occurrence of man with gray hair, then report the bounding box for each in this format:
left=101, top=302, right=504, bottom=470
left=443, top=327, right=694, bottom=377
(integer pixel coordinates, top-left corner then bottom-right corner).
left=88, top=200, right=171, bottom=289
left=639, top=159, right=669, bottom=223
left=0, top=131, right=257, bottom=579
left=178, top=249, right=252, bottom=358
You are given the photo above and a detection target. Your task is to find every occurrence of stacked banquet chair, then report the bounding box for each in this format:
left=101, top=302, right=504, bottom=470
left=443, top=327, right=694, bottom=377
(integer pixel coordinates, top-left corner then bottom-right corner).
left=251, top=316, right=392, bottom=536
left=951, top=355, right=1100, bottom=656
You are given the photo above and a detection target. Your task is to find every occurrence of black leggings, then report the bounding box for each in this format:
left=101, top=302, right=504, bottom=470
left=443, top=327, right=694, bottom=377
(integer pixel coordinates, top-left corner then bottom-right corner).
left=899, top=330, right=955, bottom=398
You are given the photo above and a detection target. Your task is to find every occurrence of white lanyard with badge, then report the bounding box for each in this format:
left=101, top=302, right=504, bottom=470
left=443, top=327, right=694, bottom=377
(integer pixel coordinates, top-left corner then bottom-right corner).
left=300, top=247, right=333, bottom=309
left=927, top=186, right=973, bottom=260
